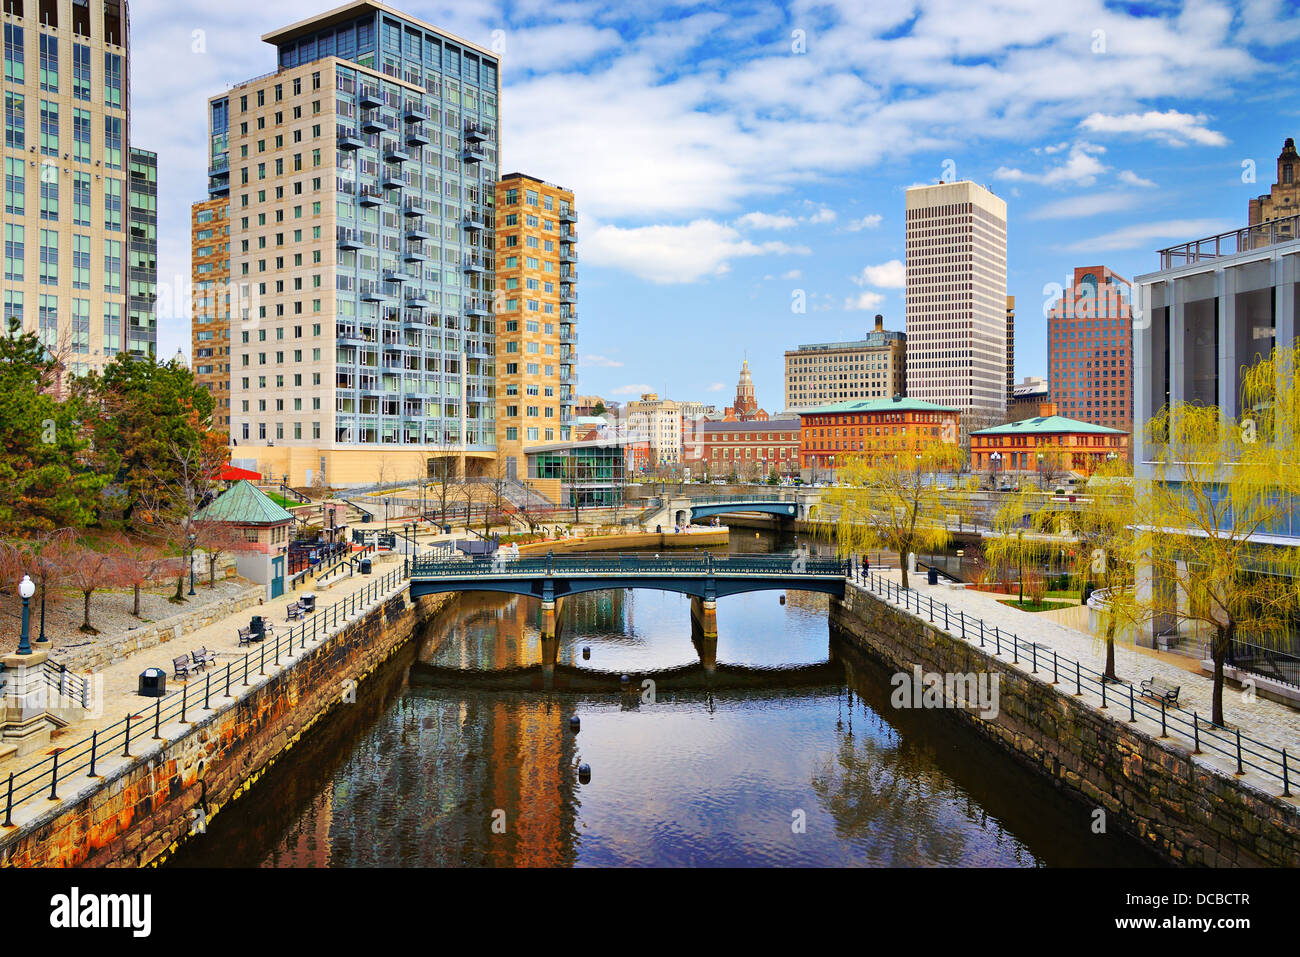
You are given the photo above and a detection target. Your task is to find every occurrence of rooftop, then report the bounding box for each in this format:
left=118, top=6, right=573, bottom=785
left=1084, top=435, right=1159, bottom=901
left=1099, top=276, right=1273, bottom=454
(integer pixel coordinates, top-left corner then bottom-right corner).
left=261, top=1, right=498, bottom=60
left=1156, top=213, right=1300, bottom=270
left=195, top=480, right=296, bottom=526
left=800, top=396, right=958, bottom=416
left=699, top=418, right=801, bottom=432
left=972, top=415, right=1127, bottom=437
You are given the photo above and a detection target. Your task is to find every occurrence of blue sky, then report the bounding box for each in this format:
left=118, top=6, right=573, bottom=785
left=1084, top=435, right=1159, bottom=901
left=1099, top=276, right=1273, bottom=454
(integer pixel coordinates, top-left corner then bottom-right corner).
left=136, top=0, right=1300, bottom=410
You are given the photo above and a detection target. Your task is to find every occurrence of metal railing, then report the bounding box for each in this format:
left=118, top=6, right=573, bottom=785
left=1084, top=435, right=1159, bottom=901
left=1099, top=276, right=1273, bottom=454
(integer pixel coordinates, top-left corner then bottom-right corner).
left=1158, top=214, right=1300, bottom=268
left=42, top=659, right=92, bottom=710
left=1228, top=639, right=1300, bottom=690
left=852, top=568, right=1296, bottom=796
left=0, top=566, right=409, bottom=823
left=410, top=552, right=849, bottom=579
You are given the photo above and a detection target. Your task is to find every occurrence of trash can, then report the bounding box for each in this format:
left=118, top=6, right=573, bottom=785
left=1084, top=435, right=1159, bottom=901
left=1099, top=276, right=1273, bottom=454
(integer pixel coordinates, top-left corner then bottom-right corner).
left=250, top=615, right=266, bottom=640
left=138, top=668, right=166, bottom=698
left=360, top=558, right=372, bottom=575
left=442, top=524, right=451, bottom=534
left=300, top=593, right=316, bottom=613
left=927, top=566, right=939, bottom=586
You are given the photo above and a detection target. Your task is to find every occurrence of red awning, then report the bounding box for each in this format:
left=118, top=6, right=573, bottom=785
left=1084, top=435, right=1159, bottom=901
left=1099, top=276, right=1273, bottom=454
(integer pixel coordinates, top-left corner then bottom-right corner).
left=218, top=466, right=262, bottom=482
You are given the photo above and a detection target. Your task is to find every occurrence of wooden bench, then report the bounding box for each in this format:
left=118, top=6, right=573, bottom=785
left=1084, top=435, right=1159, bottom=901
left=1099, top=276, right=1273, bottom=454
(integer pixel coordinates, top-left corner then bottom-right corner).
left=192, top=648, right=217, bottom=669
left=286, top=601, right=305, bottom=621
left=173, top=655, right=196, bottom=680
left=1140, top=676, right=1181, bottom=706
left=237, top=627, right=253, bottom=647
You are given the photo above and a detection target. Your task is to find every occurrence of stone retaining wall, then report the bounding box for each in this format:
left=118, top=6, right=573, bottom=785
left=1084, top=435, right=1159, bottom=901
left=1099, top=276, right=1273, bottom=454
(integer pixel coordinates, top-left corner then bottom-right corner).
left=830, top=584, right=1300, bottom=866
left=0, top=586, right=450, bottom=868
left=54, top=586, right=265, bottom=674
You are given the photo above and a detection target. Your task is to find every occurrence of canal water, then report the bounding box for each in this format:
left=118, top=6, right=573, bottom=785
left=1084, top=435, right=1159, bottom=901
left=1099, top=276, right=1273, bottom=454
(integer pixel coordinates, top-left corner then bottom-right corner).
left=170, top=530, right=1160, bottom=868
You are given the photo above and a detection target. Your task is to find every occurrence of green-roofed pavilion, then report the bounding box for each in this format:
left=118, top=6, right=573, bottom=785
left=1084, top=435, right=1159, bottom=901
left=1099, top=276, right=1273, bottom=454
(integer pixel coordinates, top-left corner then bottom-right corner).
left=196, top=480, right=296, bottom=525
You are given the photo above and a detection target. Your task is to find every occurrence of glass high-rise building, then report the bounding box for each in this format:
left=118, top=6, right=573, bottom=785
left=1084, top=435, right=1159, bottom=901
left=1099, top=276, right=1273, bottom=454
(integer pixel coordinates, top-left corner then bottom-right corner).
left=1, top=0, right=155, bottom=372
left=212, top=2, right=500, bottom=487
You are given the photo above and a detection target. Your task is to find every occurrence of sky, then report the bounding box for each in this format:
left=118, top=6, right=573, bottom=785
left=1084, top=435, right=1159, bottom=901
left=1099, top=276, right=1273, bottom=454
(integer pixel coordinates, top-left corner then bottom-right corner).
left=134, top=0, right=1300, bottom=411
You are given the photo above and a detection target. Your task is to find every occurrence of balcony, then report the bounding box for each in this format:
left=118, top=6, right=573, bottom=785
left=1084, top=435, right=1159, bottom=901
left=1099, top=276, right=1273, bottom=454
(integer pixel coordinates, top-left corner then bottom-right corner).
left=404, top=243, right=428, bottom=262
left=380, top=167, right=405, bottom=190
left=360, top=286, right=392, bottom=303
left=465, top=298, right=491, bottom=317
left=360, top=111, right=385, bottom=135
left=560, top=285, right=576, bottom=304
left=463, top=255, right=489, bottom=274
left=384, top=144, right=410, bottom=164
left=337, top=227, right=364, bottom=251
left=559, top=206, right=577, bottom=224
left=560, top=246, right=576, bottom=263
left=463, top=211, right=485, bottom=231
left=358, top=87, right=384, bottom=110
left=384, top=268, right=415, bottom=284
left=404, top=104, right=429, bottom=124
left=406, top=291, right=432, bottom=309
left=406, top=125, right=430, bottom=148
left=460, top=143, right=486, bottom=164
left=402, top=199, right=425, bottom=218
left=406, top=225, right=432, bottom=242
left=402, top=310, right=430, bottom=326
left=464, top=123, right=490, bottom=143
left=1158, top=213, right=1300, bottom=269
left=337, top=129, right=365, bottom=151
left=359, top=187, right=384, bottom=207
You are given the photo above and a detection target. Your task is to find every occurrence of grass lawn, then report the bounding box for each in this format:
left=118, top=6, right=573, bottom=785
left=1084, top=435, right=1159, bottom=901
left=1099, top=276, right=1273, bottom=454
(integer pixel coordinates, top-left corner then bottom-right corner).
left=264, top=490, right=298, bottom=509
left=997, top=598, right=1075, bottom=613
left=1046, top=589, right=1082, bottom=601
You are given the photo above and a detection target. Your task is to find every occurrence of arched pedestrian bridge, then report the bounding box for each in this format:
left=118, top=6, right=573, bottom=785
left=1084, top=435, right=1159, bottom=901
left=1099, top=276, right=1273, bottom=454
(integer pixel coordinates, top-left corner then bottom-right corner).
left=409, top=552, right=849, bottom=671
left=652, top=492, right=822, bottom=528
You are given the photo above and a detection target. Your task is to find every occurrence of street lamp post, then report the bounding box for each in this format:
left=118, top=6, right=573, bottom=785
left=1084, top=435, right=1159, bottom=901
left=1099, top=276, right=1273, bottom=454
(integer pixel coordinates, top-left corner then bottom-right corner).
left=1036, top=452, right=1045, bottom=490
left=16, top=575, right=35, bottom=655
left=990, top=451, right=1002, bottom=489
left=187, top=532, right=197, bottom=596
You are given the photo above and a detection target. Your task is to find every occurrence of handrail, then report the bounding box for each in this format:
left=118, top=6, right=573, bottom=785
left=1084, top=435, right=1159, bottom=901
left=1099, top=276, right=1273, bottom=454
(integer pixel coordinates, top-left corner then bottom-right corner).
left=410, top=553, right=848, bottom=579
left=0, top=565, right=412, bottom=822
left=852, top=567, right=1297, bottom=796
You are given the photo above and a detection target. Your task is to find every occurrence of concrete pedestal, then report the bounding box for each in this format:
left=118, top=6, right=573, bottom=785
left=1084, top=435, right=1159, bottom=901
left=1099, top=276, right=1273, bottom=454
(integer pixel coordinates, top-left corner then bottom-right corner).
left=1, top=650, right=61, bottom=756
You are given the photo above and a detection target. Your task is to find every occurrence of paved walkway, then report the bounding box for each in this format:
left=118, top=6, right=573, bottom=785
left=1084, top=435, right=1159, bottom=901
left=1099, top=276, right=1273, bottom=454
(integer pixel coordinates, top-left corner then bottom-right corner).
left=0, top=551, right=407, bottom=795
left=856, top=568, right=1300, bottom=803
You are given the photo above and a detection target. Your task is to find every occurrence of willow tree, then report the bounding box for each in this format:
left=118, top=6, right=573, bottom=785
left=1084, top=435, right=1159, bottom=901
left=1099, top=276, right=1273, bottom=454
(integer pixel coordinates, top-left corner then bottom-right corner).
left=826, top=438, right=963, bottom=590
left=1069, top=457, right=1143, bottom=681
left=1140, top=347, right=1300, bottom=725
left=980, top=487, right=1060, bottom=607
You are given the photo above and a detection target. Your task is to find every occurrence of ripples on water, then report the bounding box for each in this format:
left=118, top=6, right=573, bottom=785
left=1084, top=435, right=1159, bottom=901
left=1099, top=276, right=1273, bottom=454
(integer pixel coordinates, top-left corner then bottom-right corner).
left=170, top=535, right=1160, bottom=868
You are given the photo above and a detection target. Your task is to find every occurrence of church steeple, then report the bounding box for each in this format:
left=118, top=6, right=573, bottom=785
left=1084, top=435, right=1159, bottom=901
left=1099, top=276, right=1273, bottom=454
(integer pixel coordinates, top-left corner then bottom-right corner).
left=733, top=358, right=758, bottom=420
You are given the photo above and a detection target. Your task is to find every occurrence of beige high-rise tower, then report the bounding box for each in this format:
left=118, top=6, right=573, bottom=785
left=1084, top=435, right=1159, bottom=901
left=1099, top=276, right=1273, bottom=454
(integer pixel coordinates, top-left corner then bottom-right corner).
left=493, top=172, right=577, bottom=481
left=1, top=0, right=156, bottom=372
left=904, top=181, right=1008, bottom=430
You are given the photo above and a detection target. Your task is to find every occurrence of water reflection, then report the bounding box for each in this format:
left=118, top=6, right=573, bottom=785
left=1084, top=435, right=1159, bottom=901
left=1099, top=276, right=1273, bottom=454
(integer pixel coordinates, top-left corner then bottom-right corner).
left=169, top=533, right=1160, bottom=868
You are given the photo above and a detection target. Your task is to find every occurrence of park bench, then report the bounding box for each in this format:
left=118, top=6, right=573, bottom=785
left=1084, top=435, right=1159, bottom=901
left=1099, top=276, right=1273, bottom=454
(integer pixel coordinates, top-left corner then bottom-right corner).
left=286, top=601, right=305, bottom=621
left=237, top=627, right=253, bottom=647
left=1139, top=676, right=1181, bottom=706
left=173, top=655, right=196, bottom=680
left=191, top=648, right=217, bottom=669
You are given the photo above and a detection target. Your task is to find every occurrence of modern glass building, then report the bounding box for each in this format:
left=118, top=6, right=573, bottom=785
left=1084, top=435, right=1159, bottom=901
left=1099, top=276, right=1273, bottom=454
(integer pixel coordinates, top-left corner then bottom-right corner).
left=126, top=145, right=155, bottom=358
left=213, top=2, right=500, bottom=486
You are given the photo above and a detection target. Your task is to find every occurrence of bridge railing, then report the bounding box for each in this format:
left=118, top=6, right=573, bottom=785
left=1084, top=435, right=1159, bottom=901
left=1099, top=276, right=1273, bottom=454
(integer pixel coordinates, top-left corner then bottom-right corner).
left=685, top=494, right=799, bottom=506
left=410, top=553, right=848, bottom=578
left=852, top=568, right=1297, bottom=797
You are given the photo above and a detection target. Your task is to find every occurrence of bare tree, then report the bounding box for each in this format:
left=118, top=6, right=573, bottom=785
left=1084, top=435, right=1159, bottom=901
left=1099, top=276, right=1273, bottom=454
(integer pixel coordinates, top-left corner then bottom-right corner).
left=65, top=543, right=114, bottom=634
left=138, top=438, right=224, bottom=602
left=106, top=533, right=170, bottom=616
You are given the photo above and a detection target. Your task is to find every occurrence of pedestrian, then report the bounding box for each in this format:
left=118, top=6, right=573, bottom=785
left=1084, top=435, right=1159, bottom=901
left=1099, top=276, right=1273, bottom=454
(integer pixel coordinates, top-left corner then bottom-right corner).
left=863, top=554, right=870, bottom=575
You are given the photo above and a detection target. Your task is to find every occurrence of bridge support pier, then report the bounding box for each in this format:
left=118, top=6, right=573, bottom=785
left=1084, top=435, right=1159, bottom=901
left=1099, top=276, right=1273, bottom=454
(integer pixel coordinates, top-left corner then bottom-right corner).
left=540, top=599, right=558, bottom=640
left=690, top=596, right=718, bottom=674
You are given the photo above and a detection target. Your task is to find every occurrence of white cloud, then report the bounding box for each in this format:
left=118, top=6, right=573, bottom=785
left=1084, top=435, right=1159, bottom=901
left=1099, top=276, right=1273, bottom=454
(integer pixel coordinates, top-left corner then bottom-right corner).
left=584, top=219, right=809, bottom=284
left=845, top=291, right=887, bottom=311
left=805, top=206, right=837, bottom=224
left=853, top=259, right=906, bottom=288
left=583, top=355, right=625, bottom=368
left=1118, top=170, right=1158, bottom=188
left=1028, top=191, right=1143, bottom=221
left=781, top=269, right=803, bottom=280
left=845, top=214, right=883, bottom=231
left=610, top=383, right=656, bottom=396
left=1063, top=218, right=1235, bottom=253
left=1079, top=110, right=1228, bottom=148
left=736, top=211, right=799, bottom=230
left=706, top=382, right=726, bottom=392
left=995, top=142, right=1108, bottom=187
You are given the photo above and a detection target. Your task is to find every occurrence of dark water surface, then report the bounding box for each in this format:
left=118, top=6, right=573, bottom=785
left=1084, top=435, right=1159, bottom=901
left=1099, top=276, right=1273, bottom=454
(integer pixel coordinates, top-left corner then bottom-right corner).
left=170, top=531, right=1160, bottom=867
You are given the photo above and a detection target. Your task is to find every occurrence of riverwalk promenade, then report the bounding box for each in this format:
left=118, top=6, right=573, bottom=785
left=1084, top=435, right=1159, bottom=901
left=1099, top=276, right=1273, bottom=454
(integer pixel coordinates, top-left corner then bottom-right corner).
left=859, top=567, right=1300, bottom=803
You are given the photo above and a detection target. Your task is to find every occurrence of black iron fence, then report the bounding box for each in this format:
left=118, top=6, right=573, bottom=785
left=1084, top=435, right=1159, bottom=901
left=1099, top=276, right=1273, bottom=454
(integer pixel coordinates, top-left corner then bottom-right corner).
left=0, top=565, right=408, bottom=823
left=854, top=568, right=1295, bottom=797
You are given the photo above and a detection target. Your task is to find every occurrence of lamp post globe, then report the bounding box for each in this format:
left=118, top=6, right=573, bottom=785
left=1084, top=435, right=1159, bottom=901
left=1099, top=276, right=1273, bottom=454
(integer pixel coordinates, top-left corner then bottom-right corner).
left=17, top=575, right=36, bottom=655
